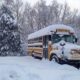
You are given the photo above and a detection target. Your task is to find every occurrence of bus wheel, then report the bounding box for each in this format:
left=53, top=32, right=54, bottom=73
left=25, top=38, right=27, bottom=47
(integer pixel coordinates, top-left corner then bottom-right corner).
left=50, top=54, right=60, bottom=63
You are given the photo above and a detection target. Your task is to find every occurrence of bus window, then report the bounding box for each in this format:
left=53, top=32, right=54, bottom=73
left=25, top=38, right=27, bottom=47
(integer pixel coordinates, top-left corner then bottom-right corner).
left=52, top=34, right=61, bottom=43
left=62, top=35, right=75, bottom=43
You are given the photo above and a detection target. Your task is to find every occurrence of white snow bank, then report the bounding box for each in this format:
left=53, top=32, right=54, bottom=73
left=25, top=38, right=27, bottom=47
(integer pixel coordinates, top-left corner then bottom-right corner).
left=0, top=56, right=79, bottom=80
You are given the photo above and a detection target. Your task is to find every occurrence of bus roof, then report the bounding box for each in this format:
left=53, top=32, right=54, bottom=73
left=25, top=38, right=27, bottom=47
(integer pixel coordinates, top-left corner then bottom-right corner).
left=28, top=24, right=75, bottom=40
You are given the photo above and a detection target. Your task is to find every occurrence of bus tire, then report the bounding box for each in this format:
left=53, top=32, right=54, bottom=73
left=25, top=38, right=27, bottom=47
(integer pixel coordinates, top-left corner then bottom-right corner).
left=50, top=54, right=60, bottom=63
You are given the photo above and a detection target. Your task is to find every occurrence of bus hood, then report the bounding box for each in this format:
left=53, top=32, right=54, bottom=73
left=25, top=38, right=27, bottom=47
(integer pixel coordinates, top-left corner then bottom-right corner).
left=52, top=42, right=80, bottom=59
left=52, top=41, right=80, bottom=54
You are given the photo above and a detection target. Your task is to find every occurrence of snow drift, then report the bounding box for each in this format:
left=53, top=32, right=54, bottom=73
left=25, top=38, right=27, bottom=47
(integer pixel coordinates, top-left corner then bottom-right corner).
left=0, top=56, right=80, bottom=80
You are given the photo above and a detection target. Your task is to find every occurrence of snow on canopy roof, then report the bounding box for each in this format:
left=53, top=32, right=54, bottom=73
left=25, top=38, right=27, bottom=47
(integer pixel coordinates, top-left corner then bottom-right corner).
left=28, top=24, right=75, bottom=40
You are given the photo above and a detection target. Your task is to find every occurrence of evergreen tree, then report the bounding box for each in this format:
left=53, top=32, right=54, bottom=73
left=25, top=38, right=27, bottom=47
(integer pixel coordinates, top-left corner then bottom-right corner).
left=0, top=5, right=21, bottom=56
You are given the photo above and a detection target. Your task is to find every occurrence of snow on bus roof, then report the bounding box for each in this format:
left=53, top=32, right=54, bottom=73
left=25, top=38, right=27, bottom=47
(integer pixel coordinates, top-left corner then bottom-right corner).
left=28, top=24, right=75, bottom=40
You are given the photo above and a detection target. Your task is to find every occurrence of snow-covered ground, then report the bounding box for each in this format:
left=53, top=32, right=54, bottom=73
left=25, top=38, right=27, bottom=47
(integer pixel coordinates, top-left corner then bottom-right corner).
left=0, top=56, right=80, bottom=80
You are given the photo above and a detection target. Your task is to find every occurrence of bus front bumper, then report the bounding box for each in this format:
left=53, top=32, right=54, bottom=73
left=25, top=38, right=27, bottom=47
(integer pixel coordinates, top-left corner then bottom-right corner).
left=67, top=60, right=80, bottom=64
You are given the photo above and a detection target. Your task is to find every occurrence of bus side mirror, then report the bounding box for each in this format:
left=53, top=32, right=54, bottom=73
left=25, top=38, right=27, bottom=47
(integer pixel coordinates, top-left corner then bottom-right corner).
left=75, top=38, right=78, bottom=43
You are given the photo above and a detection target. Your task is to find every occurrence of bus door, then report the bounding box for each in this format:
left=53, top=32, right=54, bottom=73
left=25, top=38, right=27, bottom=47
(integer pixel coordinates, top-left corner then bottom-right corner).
left=43, top=36, right=48, bottom=59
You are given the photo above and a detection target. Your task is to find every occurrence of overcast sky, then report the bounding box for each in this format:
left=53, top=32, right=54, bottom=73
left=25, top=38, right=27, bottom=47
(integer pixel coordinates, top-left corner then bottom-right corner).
left=22, top=0, right=80, bottom=11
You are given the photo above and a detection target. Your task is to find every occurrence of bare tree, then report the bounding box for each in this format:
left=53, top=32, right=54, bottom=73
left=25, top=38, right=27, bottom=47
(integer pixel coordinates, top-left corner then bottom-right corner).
left=49, top=0, right=63, bottom=24
left=4, top=0, right=13, bottom=5
left=13, top=0, right=23, bottom=25
left=34, top=0, right=49, bottom=29
left=61, top=3, right=71, bottom=23
left=23, top=3, right=36, bottom=33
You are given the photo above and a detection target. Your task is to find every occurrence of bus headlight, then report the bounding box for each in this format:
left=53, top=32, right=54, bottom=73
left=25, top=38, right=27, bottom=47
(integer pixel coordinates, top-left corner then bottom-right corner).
left=52, top=45, right=58, bottom=50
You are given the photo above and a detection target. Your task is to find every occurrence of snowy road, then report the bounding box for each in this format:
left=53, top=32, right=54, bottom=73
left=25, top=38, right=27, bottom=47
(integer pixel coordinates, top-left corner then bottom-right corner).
left=0, top=56, right=80, bottom=80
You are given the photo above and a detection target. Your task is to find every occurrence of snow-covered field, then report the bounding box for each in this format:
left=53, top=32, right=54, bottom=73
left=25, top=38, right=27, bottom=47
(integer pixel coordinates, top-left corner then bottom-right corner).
left=0, top=56, right=80, bottom=80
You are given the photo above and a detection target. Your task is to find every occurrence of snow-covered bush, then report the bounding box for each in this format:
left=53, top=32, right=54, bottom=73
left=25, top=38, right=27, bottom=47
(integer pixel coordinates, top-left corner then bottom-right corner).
left=0, top=5, right=22, bottom=56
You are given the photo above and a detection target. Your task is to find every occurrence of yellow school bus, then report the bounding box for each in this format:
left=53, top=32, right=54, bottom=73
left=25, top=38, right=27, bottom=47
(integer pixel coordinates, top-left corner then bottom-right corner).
left=28, top=24, right=80, bottom=64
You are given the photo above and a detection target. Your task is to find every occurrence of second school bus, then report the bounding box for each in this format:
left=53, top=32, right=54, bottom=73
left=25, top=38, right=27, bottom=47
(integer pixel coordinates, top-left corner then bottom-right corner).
left=28, top=24, right=80, bottom=64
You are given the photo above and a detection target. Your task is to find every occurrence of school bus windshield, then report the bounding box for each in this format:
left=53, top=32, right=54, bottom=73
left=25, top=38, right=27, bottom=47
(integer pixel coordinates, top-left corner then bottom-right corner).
left=52, top=34, right=75, bottom=43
